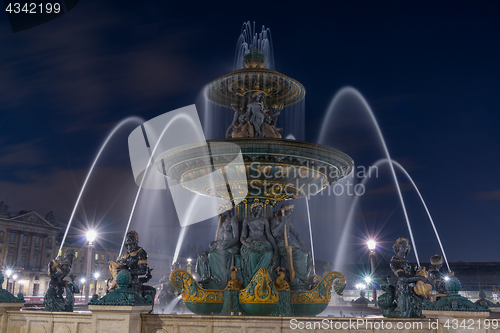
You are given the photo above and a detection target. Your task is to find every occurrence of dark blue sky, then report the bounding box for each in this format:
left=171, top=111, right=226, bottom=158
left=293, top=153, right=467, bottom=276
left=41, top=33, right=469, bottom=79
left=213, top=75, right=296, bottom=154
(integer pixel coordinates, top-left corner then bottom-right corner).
left=0, top=1, right=499, bottom=264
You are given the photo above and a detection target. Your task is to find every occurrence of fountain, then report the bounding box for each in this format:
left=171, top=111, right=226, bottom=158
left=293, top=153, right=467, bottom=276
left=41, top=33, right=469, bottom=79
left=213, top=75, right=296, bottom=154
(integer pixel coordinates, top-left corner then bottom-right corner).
left=146, top=28, right=354, bottom=316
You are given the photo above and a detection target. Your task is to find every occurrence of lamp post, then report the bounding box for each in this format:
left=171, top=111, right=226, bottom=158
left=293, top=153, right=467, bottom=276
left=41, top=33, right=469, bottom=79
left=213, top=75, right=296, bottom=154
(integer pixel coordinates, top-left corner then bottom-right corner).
left=80, top=277, right=85, bottom=301
left=85, top=230, right=97, bottom=303
left=94, top=272, right=100, bottom=296
left=5, top=269, right=12, bottom=293
left=187, top=258, right=192, bottom=274
left=12, top=274, right=17, bottom=295
left=364, top=276, right=372, bottom=302
left=367, top=239, right=377, bottom=305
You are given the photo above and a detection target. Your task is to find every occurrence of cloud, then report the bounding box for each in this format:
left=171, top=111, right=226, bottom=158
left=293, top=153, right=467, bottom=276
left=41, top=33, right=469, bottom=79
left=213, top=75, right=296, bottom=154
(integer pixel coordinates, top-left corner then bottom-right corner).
left=0, top=138, right=48, bottom=168
left=0, top=1, right=201, bottom=133
left=0, top=166, right=137, bottom=230
left=474, top=190, right=500, bottom=201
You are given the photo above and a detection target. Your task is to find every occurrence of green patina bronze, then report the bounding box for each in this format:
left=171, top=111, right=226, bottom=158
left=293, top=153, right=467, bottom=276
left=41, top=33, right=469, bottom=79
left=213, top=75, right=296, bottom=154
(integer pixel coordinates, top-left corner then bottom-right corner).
left=378, top=238, right=426, bottom=318
left=380, top=238, right=490, bottom=318
left=474, top=290, right=500, bottom=308
left=221, top=289, right=242, bottom=315
left=270, top=290, right=292, bottom=316
left=291, top=271, right=346, bottom=317
left=44, top=249, right=79, bottom=312
left=0, top=273, right=24, bottom=303
left=89, top=269, right=153, bottom=306
left=169, top=269, right=224, bottom=315
left=424, top=276, right=490, bottom=312
left=154, top=29, right=353, bottom=317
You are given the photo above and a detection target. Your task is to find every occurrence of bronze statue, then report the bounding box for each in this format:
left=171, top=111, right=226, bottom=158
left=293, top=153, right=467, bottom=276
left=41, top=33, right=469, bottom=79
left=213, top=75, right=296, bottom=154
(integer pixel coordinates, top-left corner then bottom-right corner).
left=196, top=203, right=239, bottom=287
left=44, top=249, right=80, bottom=312
left=475, top=290, right=500, bottom=308
left=226, top=90, right=282, bottom=138
left=428, top=254, right=448, bottom=294
left=385, top=237, right=428, bottom=318
left=240, top=202, right=277, bottom=285
left=270, top=204, right=312, bottom=288
left=246, top=92, right=266, bottom=137
left=108, top=230, right=155, bottom=300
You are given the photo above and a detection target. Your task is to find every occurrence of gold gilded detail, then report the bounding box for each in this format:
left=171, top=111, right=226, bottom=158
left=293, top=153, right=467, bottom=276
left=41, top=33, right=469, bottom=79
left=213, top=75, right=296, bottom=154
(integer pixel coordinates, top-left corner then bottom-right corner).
left=274, top=267, right=290, bottom=291
left=239, top=268, right=278, bottom=304
left=225, top=266, right=243, bottom=290
left=169, top=269, right=223, bottom=304
left=291, top=271, right=346, bottom=305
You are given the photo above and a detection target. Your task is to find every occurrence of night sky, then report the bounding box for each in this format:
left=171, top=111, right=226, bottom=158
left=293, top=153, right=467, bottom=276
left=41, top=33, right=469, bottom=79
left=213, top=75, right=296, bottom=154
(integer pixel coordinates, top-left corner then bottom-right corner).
left=0, top=1, right=499, bottom=265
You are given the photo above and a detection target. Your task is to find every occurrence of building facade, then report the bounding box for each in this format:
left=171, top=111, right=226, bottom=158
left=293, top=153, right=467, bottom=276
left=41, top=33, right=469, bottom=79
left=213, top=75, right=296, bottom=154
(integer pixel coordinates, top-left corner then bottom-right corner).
left=0, top=207, right=59, bottom=297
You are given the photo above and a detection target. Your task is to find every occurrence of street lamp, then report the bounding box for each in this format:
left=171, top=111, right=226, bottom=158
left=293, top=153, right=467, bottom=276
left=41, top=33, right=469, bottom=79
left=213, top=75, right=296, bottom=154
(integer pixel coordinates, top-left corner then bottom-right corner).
left=94, top=272, right=100, bottom=296
left=84, top=229, right=97, bottom=303
left=80, top=277, right=85, bottom=301
left=187, top=258, right=192, bottom=274
left=364, top=276, right=372, bottom=301
left=12, top=274, right=18, bottom=295
left=5, top=269, right=12, bottom=293
left=367, top=239, right=377, bottom=305
left=355, top=283, right=366, bottom=290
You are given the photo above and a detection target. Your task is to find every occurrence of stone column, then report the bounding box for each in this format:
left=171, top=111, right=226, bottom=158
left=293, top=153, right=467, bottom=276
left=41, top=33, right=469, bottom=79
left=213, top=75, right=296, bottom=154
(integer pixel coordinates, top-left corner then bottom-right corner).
left=28, top=233, right=36, bottom=268
left=1, top=230, right=9, bottom=266
left=89, top=305, right=151, bottom=333
left=15, top=232, right=23, bottom=265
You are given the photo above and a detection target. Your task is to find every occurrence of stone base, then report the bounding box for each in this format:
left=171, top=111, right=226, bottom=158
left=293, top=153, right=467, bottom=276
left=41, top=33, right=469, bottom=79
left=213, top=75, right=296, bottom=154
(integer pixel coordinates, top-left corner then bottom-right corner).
left=5, top=309, right=92, bottom=333
left=89, top=305, right=152, bottom=333
left=142, top=314, right=435, bottom=333
left=423, top=310, right=491, bottom=333
left=0, top=303, right=24, bottom=333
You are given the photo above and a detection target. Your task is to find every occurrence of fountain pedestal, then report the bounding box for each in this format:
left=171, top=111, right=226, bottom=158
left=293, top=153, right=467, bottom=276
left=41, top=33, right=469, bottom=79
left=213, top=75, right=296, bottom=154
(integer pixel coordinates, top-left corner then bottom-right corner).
left=422, top=310, right=490, bottom=333
left=89, top=305, right=152, bottom=333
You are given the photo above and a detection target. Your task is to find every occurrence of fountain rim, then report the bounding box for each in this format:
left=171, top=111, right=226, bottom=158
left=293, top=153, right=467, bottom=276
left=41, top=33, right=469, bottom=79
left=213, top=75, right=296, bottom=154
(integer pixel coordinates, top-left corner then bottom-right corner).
left=205, top=68, right=306, bottom=109
left=155, top=138, right=354, bottom=171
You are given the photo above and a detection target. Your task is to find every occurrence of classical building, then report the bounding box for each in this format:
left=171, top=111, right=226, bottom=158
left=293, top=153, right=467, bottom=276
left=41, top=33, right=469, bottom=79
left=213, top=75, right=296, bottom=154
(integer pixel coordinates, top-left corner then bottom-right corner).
left=0, top=204, right=59, bottom=297
left=61, top=245, right=117, bottom=297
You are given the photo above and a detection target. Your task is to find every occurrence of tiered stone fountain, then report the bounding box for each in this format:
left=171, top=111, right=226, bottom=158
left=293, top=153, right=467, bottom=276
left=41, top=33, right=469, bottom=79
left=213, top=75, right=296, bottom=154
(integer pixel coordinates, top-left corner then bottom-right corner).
left=159, top=48, right=354, bottom=316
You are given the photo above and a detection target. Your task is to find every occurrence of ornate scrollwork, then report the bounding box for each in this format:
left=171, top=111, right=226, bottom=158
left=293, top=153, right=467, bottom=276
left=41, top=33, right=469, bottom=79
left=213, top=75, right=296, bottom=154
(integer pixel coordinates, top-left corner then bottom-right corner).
left=169, top=269, right=224, bottom=304
left=239, top=269, right=278, bottom=305
left=290, top=271, right=346, bottom=305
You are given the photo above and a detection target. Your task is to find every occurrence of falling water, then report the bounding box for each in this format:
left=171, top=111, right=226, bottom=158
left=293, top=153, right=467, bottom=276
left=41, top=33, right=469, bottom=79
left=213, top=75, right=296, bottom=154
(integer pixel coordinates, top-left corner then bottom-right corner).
left=58, top=116, right=144, bottom=255
left=120, top=113, right=205, bottom=256
left=235, top=22, right=274, bottom=70
left=164, top=295, right=182, bottom=314
left=172, top=227, right=188, bottom=265
left=304, top=197, right=316, bottom=274
left=335, top=157, right=450, bottom=271
left=389, top=160, right=451, bottom=271
left=318, top=87, right=421, bottom=267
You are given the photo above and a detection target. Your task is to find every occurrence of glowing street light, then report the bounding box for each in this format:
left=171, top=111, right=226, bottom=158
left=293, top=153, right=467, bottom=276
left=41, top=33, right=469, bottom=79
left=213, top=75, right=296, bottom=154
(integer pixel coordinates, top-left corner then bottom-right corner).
left=367, top=239, right=376, bottom=251
left=84, top=229, right=98, bottom=302
left=86, top=230, right=97, bottom=244
left=364, top=276, right=372, bottom=284
left=355, top=283, right=366, bottom=290
left=93, top=272, right=100, bottom=296
left=187, top=258, right=193, bottom=274
left=4, top=269, right=12, bottom=293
